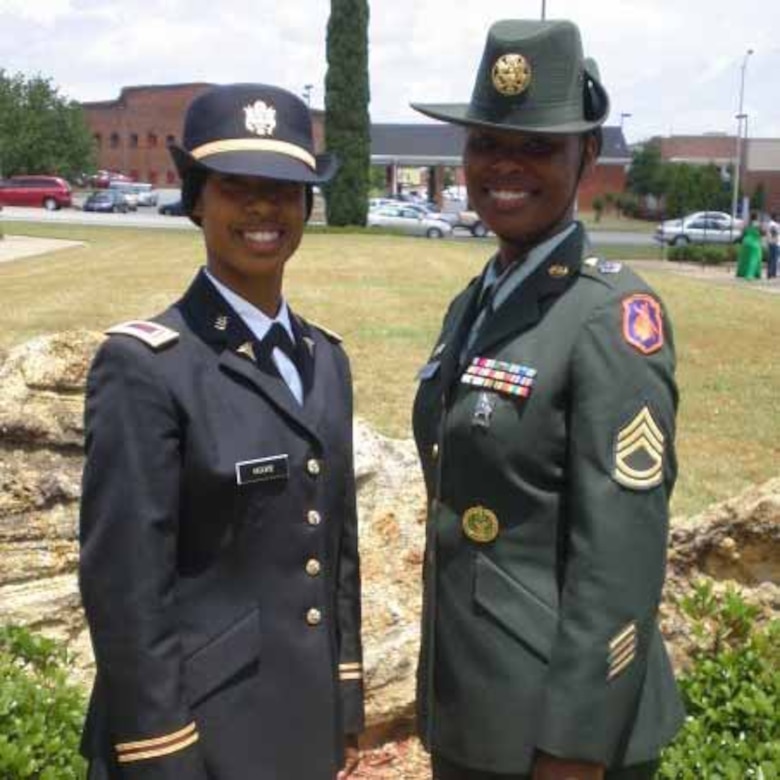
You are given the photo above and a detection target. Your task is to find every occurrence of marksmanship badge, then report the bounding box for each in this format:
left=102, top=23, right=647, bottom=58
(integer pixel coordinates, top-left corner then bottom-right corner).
left=244, top=100, right=277, bottom=137
left=491, top=53, right=532, bottom=96
left=462, top=505, right=500, bottom=543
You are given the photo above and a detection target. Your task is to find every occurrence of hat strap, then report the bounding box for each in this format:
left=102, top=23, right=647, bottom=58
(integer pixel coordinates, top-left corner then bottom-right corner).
left=191, top=139, right=316, bottom=171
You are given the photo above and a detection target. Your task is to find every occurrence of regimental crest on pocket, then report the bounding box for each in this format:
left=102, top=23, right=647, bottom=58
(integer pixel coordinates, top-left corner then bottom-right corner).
left=613, top=406, right=665, bottom=490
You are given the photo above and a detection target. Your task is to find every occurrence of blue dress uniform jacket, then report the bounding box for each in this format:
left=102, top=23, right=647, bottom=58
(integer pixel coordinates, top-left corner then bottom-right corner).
left=79, top=270, right=364, bottom=780
left=412, top=225, right=684, bottom=774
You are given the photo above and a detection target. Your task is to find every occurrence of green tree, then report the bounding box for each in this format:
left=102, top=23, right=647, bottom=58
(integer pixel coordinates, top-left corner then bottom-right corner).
left=0, top=70, right=94, bottom=180
left=324, top=0, right=371, bottom=226
left=750, top=182, right=766, bottom=212
left=626, top=141, right=666, bottom=198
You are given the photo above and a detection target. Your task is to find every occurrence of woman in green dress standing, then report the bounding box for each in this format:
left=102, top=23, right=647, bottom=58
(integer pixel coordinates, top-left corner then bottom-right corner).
left=736, top=213, right=763, bottom=279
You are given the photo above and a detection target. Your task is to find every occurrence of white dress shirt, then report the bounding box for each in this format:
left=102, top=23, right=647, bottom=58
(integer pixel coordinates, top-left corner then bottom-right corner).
left=205, top=268, right=303, bottom=404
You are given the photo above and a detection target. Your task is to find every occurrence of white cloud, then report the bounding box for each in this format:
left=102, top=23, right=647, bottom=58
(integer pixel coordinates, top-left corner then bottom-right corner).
left=0, top=0, right=778, bottom=141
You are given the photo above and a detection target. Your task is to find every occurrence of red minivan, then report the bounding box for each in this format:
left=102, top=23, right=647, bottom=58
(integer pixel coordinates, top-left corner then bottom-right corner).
left=0, top=175, right=72, bottom=210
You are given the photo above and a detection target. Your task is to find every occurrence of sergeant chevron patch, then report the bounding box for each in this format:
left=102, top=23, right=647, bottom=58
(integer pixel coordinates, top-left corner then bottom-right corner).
left=613, top=406, right=665, bottom=490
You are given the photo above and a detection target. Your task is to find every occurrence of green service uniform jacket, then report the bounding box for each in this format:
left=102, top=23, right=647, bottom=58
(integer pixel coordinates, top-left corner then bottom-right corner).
left=79, top=270, right=364, bottom=780
left=412, top=225, right=684, bottom=774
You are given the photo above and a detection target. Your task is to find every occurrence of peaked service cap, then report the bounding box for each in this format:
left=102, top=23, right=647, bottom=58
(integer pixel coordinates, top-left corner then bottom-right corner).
left=170, top=83, right=338, bottom=184
left=411, top=19, right=610, bottom=134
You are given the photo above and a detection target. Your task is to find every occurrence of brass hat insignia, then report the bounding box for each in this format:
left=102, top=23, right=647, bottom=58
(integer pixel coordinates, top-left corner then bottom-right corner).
left=491, top=53, right=532, bottom=96
left=548, top=264, right=570, bottom=278
left=462, top=505, right=499, bottom=543
left=244, top=100, right=277, bottom=137
left=214, top=314, right=229, bottom=331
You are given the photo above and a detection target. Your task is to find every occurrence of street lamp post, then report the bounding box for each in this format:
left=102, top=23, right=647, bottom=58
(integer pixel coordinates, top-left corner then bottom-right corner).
left=730, top=49, right=754, bottom=234
left=541, top=1, right=546, bottom=20
left=302, top=84, right=314, bottom=107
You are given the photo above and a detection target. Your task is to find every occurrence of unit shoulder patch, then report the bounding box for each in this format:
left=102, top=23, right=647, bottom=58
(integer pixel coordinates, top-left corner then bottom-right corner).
left=105, top=320, right=179, bottom=350
left=622, top=293, right=664, bottom=355
left=613, top=405, right=665, bottom=490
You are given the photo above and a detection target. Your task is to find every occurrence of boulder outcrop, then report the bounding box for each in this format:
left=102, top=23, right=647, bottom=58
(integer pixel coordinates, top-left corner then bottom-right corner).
left=0, top=331, right=778, bottom=777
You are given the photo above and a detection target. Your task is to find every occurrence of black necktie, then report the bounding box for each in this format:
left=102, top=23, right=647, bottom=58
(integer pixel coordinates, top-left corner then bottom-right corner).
left=258, top=322, right=301, bottom=373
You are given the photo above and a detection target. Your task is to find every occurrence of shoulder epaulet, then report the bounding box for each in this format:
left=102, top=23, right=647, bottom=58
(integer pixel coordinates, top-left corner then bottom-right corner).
left=105, top=320, right=180, bottom=350
left=309, top=321, right=343, bottom=344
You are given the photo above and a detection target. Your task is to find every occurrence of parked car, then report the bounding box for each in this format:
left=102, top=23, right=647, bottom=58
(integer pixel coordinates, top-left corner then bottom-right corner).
left=83, top=190, right=131, bottom=214
left=654, top=211, right=743, bottom=245
left=0, top=175, right=72, bottom=210
left=158, top=199, right=186, bottom=216
left=392, top=201, right=458, bottom=226
left=89, top=170, right=133, bottom=188
left=453, top=209, right=489, bottom=237
left=109, top=181, right=158, bottom=207
left=367, top=204, right=453, bottom=238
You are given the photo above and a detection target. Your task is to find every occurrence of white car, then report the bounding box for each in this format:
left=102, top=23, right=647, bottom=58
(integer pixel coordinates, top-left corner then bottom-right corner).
left=367, top=204, right=453, bottom=238
left=655, top=211, right=743, bottom=246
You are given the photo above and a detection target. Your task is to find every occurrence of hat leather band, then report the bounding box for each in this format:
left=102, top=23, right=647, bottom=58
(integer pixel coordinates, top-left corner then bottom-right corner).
left=190, top=139, right=316, bottom=171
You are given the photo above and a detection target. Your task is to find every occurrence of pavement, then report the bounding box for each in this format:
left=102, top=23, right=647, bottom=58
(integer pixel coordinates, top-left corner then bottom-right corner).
left=0, top=234, right=85, bottom=264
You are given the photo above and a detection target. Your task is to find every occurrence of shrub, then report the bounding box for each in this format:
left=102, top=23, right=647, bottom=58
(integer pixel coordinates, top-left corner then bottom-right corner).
left=667, top=244, right=736, bottom=265
left=0, top=625, right=87, bottom=780
left=659, top=582, right=780, bottom=779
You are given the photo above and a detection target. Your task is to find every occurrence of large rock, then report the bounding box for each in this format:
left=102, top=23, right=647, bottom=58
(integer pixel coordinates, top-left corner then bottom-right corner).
left=0, top=331, right=778, bottom=774
left=0, top=331, right=427, bottom=734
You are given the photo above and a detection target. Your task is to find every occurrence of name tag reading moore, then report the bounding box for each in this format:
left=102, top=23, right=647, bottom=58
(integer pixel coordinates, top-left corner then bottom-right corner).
left=235, top=454, right=289, bottom=485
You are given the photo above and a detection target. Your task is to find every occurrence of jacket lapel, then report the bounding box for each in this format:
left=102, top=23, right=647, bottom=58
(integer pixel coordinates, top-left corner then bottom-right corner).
left=176, top=270, right=323, bottom=446
left=438, top=272, right=487, bottom=394
left=466, top=225, right=586, bottom=362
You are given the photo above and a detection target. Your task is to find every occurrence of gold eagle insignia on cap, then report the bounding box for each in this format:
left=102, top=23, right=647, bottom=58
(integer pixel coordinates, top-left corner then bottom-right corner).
left=613, top=406, right=665, bottom=490
left=491, top=53, right=532, bottom=96
left=244, top=100, right=277, bottom=137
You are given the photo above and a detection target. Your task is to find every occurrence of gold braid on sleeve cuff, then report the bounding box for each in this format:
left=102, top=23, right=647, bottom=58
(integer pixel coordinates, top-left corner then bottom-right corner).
left=339, top=661, right=363, bottom=682
left=115, top=721, right=200, bottom=763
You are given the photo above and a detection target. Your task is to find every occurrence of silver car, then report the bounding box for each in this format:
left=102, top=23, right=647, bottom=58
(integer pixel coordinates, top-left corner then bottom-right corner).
left=367, top=204, right=453, bottom=238
left=654, top=211, right=743, bottom=246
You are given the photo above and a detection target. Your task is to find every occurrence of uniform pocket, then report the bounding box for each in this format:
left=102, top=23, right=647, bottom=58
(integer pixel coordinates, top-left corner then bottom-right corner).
left=473, top=553, right=557, bottom=662
left=184, top=607, right=261, bottom=706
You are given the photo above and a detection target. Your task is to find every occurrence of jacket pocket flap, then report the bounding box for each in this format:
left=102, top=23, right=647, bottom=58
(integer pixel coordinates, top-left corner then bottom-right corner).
left=184, top=608, right=260, bottom=706
left=474, top=553, right=557, bottom=662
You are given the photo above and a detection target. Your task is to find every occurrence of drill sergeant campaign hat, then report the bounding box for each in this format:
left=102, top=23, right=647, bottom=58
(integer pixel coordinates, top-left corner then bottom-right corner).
left=411, top=19, right=609, bottom=134
left=170, top=83, right=338, bottom=223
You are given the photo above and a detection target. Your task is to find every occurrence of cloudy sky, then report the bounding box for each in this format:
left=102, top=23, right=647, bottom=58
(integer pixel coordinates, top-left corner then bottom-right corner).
left=1, top=0, right=778, bottom=144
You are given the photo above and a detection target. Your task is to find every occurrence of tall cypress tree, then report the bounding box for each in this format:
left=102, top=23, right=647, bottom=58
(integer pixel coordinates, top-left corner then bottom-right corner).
left=324, top=0, right=370, bottom=226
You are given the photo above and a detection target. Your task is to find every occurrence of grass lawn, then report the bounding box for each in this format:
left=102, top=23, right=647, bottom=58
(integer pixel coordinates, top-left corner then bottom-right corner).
left=0, top=221, right=777, bottom=518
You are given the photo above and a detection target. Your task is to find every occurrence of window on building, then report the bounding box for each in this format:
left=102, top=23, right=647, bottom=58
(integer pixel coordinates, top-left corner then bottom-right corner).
left=130, top=169, right=140, bottom=181
left=147, top=133, right=158, bottom=148
left=166, top=134, right=176, bottom=147
left=110, top=132, right=120, bottom=149
left=93, top=133, right=102, bottom=148
left=149, top=171, right=158, bottom=184
left=129, top=133, right=139, bottom=148
left=166, top=170, right=177, bottom=184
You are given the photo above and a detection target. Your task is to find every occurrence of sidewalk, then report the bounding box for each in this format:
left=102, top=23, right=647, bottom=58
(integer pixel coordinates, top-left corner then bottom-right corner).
left=0, top=234, right=85, bottom=264
left=630, top=259, right=780, bottom=295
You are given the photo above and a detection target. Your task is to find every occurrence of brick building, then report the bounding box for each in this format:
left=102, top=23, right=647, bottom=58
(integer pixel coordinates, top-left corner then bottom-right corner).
left=82, top=83, right=328, bottom=187
left=81, top=82, right=629, bottom=208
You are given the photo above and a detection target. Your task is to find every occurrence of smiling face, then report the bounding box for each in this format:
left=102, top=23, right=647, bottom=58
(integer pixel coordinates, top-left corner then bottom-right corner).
left=193, top=172, right=306, bottom=315
left=463, top=127, right=598, bottom=264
